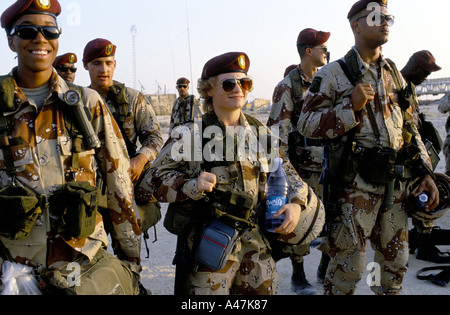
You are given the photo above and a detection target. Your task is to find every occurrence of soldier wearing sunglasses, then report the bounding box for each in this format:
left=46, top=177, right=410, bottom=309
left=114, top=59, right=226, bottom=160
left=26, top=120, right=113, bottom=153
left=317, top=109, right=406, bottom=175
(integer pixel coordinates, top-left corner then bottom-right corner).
left=169, top=77, right=202, bottom=134
left=0, top=0, right=142, bottom=294
left=268, top=28, right=330, bottom=295
left=53, top=52, right=77, bottom=83
left=298, top=0, right=439, bottom=295
left=145, top=52, right=324, bottom=295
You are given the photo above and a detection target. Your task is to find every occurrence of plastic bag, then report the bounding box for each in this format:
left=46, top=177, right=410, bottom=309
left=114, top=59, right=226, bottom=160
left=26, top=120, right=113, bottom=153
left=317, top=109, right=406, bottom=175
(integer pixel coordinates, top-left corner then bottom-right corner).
left=1, top=261, right=41, bottom=295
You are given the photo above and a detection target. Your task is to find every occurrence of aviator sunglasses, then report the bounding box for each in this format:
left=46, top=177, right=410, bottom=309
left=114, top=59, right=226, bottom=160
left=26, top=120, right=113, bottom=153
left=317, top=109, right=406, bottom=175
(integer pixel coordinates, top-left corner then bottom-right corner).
left=220, top=77, right=253, bottom=93
left=9, top=25, right=62, bottom=40
left=357, top=13, right=395, bottom=27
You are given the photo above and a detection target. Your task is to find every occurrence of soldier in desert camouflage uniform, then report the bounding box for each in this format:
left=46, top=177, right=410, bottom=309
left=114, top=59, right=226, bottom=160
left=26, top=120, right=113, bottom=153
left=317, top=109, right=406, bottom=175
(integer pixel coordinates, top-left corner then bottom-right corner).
left=0, top=0, right=140, bottom=295
left=298, top=0, right=439, bottom=295
left=267, top=28, right=330, bottom=295
left=169, top=77, right=202, bottom=134
left=53, top=52, right=77, bottom=83
left=145, top=52, right=324, bottom=295
left=83, top=39, right=163, bottom=259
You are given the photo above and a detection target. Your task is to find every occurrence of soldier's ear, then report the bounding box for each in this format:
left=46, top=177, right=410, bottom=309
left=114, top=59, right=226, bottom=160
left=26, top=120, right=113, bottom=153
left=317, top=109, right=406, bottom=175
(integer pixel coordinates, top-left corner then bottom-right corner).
left=7, top=36, right=17, bottom=53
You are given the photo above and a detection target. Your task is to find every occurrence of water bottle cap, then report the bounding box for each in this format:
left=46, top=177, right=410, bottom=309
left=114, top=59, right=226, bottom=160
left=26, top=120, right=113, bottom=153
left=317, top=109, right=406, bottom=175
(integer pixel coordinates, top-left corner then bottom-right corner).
left=418, top=193, right=429, bottom=203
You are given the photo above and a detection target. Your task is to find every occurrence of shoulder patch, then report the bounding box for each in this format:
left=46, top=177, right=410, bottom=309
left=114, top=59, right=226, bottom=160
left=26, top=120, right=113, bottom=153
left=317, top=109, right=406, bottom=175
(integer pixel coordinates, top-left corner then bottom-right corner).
left=309, top=76, right=322, bottom=94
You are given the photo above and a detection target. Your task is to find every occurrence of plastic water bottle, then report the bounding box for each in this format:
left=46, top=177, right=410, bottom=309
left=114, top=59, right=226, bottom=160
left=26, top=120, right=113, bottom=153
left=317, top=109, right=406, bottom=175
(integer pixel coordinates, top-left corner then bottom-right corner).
left=265, top=158, right=289, bottom=233
left=415, top=191, right=431, bottom=212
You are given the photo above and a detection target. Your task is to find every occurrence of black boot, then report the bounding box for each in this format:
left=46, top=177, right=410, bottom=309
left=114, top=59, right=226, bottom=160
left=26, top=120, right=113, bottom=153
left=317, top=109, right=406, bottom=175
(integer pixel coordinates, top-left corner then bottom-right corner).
left=317, top=253, right=330, bottom=284
left=291, top=260, right=317, bottom=295
left=416, top=233, right=450, bottom=264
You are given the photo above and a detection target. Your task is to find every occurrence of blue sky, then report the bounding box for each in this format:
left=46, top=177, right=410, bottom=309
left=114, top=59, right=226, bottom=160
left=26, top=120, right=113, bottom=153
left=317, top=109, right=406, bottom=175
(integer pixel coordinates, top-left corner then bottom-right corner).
left=0, top=0, right=449, bottom=101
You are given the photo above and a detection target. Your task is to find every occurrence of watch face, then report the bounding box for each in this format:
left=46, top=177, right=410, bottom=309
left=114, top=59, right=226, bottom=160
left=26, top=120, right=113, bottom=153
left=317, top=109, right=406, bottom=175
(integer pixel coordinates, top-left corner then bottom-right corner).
left=64, top=90, right=80, bottom=105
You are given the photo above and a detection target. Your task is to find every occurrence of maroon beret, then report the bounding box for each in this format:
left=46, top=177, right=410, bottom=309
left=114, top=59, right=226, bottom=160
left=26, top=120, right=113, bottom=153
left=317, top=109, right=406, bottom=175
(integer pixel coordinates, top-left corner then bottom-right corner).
left=177, top=77, right=190, bottom=85
left=1, top=0, right=61, bottom=29
left=297, top=28, right=331, bottom=46
left=201, top=52, right=250, bottom=80
left=53, top=52, right=77, bottom=67
left=348, top=0, right=388, bottom=20
left=413, top=50, right=441, bottom=73
left=83, top=38, right=117, bottom=64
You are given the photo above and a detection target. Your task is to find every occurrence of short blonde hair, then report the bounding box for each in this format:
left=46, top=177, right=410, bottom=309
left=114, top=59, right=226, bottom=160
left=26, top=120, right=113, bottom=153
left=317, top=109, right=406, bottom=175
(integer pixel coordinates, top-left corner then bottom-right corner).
left=197, top=76, right=217, bottom=113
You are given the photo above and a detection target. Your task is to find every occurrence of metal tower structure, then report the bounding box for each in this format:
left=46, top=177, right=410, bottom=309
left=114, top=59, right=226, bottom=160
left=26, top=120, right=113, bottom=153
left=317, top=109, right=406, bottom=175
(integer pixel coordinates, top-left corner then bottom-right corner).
left=131, top=25, right=137, bottom=90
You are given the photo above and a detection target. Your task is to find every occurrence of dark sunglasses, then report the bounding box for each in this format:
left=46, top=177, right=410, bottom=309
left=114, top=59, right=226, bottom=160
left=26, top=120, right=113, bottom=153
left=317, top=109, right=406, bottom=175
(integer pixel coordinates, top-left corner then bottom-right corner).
left=56, top=65, right=77, bottom=73
left=177, top=84, right=188, bottom=89
left=357, top=13, right=395, bottom=27
left=9, top=25, right=62, bottom=40
left=221, top=77, right=253, bottom=93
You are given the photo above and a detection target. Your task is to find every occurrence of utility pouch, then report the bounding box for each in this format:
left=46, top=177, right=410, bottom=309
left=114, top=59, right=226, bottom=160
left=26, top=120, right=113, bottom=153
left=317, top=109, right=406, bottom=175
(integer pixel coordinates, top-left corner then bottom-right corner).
left=164, top=201, right=195, bottom=236
left=0, top=186, right=45, bottom=240
left=356, top=147, right=397, bottom=185
left=195, top=219, right=239, bottom=271
left=49, top=182, right=98, bottom=239
left=328, top=139, right=356, bottom=183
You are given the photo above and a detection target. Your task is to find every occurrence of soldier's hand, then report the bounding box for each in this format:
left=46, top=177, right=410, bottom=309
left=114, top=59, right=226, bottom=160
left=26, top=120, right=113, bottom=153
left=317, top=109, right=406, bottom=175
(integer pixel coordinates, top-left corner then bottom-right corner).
left=197, top=172, right=217, bottom=193
left=351, top=83, right=375, bottom=112
left=414, top=174, right=440, bottom=211
left=130, top=154, right=149, bottom=183
left=273, top=203, right=302, bottom=235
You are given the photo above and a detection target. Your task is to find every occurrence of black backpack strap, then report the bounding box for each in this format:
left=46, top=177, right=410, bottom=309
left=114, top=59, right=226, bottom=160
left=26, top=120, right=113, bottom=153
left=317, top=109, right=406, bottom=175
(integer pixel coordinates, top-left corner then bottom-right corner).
left=417, top=266, right=450, bottom=287
left=288, top=68, right=304, bottom=127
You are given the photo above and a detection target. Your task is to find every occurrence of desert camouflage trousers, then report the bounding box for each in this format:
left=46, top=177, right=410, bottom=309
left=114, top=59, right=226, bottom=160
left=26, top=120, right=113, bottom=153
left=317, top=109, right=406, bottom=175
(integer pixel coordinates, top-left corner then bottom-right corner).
left=291, top=170, right=322, bottom=260
left=323, top=183, right=409, bottom=295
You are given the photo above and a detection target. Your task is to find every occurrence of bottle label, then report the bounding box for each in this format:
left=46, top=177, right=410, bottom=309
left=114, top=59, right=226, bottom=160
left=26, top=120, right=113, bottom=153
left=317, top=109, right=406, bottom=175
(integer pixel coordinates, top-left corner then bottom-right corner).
left=266, top=196, right=288, bottom=214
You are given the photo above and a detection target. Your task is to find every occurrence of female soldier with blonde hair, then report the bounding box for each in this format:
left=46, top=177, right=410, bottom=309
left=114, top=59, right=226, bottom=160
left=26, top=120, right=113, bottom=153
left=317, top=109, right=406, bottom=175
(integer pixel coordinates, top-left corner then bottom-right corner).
left=146, top=52, right=324, bottom=295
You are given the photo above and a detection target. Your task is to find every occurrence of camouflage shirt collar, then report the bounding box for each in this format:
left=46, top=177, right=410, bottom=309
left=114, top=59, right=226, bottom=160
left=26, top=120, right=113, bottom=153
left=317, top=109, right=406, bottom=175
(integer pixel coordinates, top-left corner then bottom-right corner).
left=8, top=68, right=63, bottom=113
left=297, top=66, right=313, bottom=84
left=351, top=46, right=390, bottom=75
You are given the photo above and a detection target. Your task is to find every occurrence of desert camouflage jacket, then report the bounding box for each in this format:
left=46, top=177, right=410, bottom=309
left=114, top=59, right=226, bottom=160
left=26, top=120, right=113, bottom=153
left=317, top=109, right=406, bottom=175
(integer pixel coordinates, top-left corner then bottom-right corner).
left=169, top=95, right=202, bottom=134
left=268, top=67, right=323, bottom=172
left=0, top=70, right=140, bottom=269
left=298, top=47, right=432, bottom=190
left=104, top=81, right=163, bottom=164
left=146, top=112, right=309, bottom=206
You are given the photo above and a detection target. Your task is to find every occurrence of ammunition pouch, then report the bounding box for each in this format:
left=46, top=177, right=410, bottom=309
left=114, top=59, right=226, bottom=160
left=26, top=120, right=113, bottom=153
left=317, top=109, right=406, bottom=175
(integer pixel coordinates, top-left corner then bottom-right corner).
left=353, top=146, right=397, bottom=185
left=0, top=186, right=46, bottom=240
left=49, top=182, right=99, bottom=239
left=327, top=136, right=357, bottom=184
left=207, top=188, right=256, bottom=231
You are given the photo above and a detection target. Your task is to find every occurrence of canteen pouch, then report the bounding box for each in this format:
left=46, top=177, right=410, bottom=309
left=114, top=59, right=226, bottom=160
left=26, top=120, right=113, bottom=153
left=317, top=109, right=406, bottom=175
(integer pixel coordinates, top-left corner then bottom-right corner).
left=164, top=201, right=195, bottom=236
left=40, top=248, right=140, bottom=295
left=195, top=219, right=239, bottom=271
left=0, top=186, right=45, bottom=240
left=49, top=182, right=98, bottom=239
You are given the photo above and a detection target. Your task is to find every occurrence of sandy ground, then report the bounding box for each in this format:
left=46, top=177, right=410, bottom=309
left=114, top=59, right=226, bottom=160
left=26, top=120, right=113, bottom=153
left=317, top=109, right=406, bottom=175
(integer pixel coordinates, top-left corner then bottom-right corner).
left=136, top=103, right=450, bottom=295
